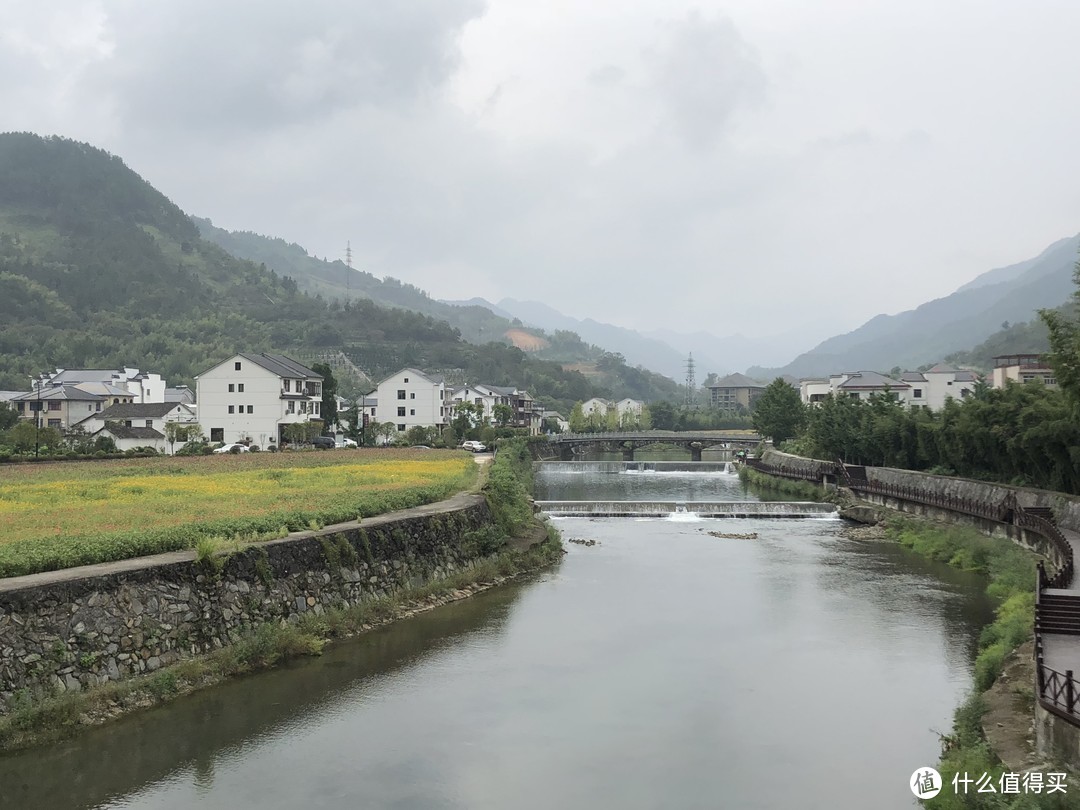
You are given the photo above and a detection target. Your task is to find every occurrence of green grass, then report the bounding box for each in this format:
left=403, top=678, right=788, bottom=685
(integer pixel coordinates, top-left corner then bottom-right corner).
left=737, top=464, right=830, bottom=501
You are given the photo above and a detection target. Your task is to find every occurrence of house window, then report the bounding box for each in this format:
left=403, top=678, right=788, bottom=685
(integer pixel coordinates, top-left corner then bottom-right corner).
left=410, top=409, right=415, bottom=416
left=287, top=402, right=295, bottom=414
left=228, top=406, right=235, bottom=414
left=48, top=419, right=61, bottom=428
left=404, top=377, right=409, bottom=383
left=95, top=402, right=101, bottom=411
left=247, top=405, right=253, bottom=414
left=913, top=389, right=923, bottom=398
left=397, top=390, right=406, bottom=400
left=300, top=401, right=307, bottom=413
left=228, top=384, right=235, bottom=392
left=397, top=407, right=406, bottom=417
left=145, top=420, right=153, bottom=428
left=88, top=404, right=93, bottom=412
left=238, top=384, right=244, bottom=393
left=370, top=408, right=376, bottom=416
left=397, top=424, right=405, bottom=431
left=15, top=402, right=23, bottom=412
left=125, top=420, right=133, bottom=427
left=48, top=401, right=61, bottom=411
left=29, top=402, right=42, bottom=412
left=235, top=362, right=242, bottom=371
left=440, top=407, right=444, bottom=417
left=314, top=403, right=320, bottom=415
left=410, top=393, right=415, bottom=400
left=211, top=428, right=224, bottom=442
left=947, top=380, right=953, bottom=386
left=284, top=379, right=291, bottom=392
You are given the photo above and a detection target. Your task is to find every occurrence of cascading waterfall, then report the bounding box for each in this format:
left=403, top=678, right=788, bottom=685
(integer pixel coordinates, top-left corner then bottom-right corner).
left=535, top=461, right=736, bottom=474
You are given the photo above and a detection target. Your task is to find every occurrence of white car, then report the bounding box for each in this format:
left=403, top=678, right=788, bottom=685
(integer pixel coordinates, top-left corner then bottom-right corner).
left=460, top=440, right=487, bottom=453
left=212, top=443, right=250, bottom=454
left=339, top=438, right=358, bottom=448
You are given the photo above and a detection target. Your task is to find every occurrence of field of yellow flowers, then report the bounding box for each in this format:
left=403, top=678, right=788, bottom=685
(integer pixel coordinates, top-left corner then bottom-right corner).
left=0, top=450, right=477, bottom=577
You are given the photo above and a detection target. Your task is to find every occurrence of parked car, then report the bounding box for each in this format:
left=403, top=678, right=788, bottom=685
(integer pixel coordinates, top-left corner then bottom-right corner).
left=311, top=436, right=336, bottom=449
left=339, top=438, right=358, bottom=449
left=460, top=440, right=487, bottom=453
left=212, top=443, right=249, bottom=454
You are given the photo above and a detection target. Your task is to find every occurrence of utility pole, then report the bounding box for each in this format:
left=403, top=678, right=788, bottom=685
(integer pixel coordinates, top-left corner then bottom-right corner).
left=684, top=353, right=696, bottom=409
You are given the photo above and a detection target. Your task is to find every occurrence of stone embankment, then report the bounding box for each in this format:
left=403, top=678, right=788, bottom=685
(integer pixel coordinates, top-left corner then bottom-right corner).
left=0, top=493, right=494, bottom=707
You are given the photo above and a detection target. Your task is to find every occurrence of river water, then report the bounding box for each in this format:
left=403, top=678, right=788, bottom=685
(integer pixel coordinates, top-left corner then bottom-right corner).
left=0, top=465, right=993, bottom=809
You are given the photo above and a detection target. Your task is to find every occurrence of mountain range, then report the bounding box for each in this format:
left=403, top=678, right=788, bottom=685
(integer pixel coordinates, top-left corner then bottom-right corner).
left=748, top=234, right=1080, bottom=379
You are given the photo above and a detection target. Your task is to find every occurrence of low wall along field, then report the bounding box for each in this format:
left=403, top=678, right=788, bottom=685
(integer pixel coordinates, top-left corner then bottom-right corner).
left=0, top=450, right=478, bottom=577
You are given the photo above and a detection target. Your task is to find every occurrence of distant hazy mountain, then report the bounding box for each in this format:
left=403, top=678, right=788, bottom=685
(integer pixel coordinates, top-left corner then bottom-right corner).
left=748, top=233, right=1080, bottom=380
left=491, top=298, right=713, bottom=379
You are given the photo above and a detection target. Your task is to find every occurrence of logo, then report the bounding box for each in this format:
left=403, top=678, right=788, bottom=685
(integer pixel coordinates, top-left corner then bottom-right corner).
left=912, top=767, right=943, bottom=799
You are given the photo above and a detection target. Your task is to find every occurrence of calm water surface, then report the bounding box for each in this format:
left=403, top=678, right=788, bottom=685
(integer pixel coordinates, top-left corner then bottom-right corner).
left=0, top=468, right=993, bottom=810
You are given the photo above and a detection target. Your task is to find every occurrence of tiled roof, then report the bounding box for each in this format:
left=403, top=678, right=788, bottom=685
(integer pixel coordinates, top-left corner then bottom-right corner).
left=9, top=385, right=104, bottom=402
left=836, top=371, right=910, bottom=390
left=96, top=403, right=186, bottom=419
left=238, top=353, right=322, bottom=380
left=899, top=372, right=927, bottom=382
left=96, top=424, right=165, bottom=440
left=707, top=373, right=766, bottom=389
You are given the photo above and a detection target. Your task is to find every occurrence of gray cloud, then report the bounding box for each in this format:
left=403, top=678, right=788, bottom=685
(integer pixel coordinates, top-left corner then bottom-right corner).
left=84, top=1, right=485, bottom=135
left=648, top=12, right=767, bottom=149
left=4, top=0, right=1080, bottom=363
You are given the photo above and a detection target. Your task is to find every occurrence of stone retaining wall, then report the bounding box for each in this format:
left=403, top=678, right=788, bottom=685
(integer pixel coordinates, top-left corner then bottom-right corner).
left=0, top=495, right=493, bottom=708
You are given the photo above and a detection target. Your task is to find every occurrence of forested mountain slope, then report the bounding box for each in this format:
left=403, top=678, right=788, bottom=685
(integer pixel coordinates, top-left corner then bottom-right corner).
left=0, top=133, right=664, bottom=409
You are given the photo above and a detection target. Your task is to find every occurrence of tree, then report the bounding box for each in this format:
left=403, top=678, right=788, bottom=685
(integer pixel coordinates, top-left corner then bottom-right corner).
left=312, top=363, right=339, bottom=429
left=493, top=403, right=514, bottom=427
left=283, top=422, right=308, bottom=446
left=164, top=421, right=203, bottom=454
left=752, top=378, right=807, bottom=444
left=605, top=404, right=620, bottom=431
left=568, top=402, right=587, bottom=432
left=649, top=401, right=677, bottom=430
left=1040, top=258, right=1080, bottom=407
left=0, top=403, right=18, bottom=431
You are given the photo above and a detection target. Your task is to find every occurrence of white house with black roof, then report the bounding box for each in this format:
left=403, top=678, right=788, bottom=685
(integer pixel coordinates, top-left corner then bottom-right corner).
left=74, top=402, right=198, bottom=453
left=196, top=353, right=323, bottom=448
left=374, top=368, right=448, bottom=434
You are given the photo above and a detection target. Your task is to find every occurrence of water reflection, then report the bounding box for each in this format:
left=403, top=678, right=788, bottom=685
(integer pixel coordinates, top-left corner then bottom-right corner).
left=0, top=469, right=994, bottom=810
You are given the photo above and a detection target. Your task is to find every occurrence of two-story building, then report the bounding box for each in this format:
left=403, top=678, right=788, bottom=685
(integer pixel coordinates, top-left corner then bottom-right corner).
left=196, top=353, right=323, bottom=447
left=374, top=368, right=448, bottom=434
left=992, top=354, right=1057, bottom=389
left=8, top=383, right=135, bottom=430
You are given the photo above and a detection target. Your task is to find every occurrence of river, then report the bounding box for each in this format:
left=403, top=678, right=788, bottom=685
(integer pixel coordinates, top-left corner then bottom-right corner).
left=0, top=464, right=993, bottom=809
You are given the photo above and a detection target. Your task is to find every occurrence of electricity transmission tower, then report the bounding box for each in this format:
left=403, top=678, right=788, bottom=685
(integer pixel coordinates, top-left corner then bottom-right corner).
left=684, top=353, right=696, bottom=409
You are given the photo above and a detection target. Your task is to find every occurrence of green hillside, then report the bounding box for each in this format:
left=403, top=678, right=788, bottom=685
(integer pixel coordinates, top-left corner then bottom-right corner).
left=194, top=217, right=680, bottom=401
left=0, top=133, right=673, bottom=409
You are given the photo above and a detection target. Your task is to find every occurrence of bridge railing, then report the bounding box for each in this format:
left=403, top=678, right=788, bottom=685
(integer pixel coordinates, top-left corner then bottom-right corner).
left=551, top=432, right=762, bottom=443
left=752, top=453, right=1080, bottom=727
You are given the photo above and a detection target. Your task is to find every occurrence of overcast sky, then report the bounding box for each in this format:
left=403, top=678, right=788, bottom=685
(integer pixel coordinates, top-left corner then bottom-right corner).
left=5, top=0, right=1080, bottom=349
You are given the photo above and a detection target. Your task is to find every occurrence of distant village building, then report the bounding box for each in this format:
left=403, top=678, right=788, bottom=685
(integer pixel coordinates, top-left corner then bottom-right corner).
left=800, top=364, right=979, bottom=409
left=705, top=373, right=766, bottom=411
left=8, top=383, right=135, bottom=430
left=35, top=368, right=165, bottom=403
left=992, top=354, right=1057, bottom=389
left=196, top=353, right=324, bottom=448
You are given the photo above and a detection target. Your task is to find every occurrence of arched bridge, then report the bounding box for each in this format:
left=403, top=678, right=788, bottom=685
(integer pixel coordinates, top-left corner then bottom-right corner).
left=547, top=431, right=763, bottom=461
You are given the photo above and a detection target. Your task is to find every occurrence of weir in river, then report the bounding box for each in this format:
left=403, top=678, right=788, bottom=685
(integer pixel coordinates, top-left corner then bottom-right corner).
left=535, top=500, right=837, bottom=518
left=534, top=460, right=736, bottom=474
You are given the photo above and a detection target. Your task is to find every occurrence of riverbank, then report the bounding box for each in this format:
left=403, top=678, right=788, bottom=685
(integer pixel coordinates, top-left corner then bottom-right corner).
left=0, top=438, right=562, bottom=752
left=736, top=463, right=832, bottom=501
left=0, top=532, right=562, bottom=753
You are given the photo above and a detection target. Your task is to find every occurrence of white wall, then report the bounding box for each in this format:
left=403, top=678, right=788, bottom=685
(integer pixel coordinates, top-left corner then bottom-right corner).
left=376, top=370, right=447, bottom=433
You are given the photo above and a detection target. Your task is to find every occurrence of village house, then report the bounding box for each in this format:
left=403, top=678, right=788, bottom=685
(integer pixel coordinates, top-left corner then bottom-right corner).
left=8, top=383, right=135, bottom=430
left=705, top=373, right=767, bottom=411
left=374, top=368, right=448, bottom=435
left=195, top=353, right=323, bottom=448
left=992, top=354, right=1057, bottom=389
left=35, top=367, right=166, bottom=403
